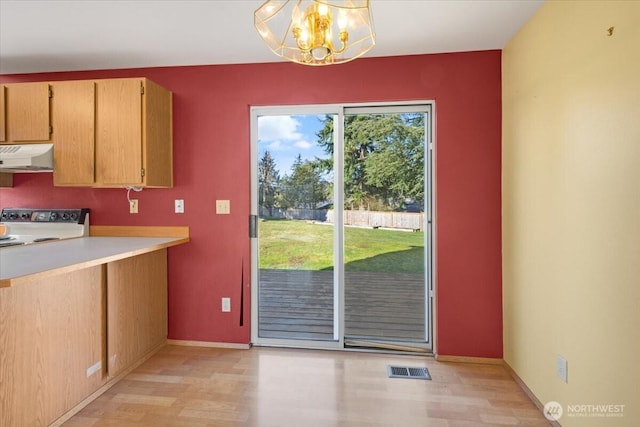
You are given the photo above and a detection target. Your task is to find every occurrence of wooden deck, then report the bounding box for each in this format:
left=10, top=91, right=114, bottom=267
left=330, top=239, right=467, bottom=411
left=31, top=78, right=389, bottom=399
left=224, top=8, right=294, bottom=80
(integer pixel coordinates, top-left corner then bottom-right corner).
left=258, top=269, right=426, bottom=343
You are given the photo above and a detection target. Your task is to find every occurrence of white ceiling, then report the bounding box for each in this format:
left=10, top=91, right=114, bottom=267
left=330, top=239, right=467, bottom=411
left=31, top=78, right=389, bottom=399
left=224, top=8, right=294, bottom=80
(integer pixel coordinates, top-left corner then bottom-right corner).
left=0, top=0, right=544, bottom=75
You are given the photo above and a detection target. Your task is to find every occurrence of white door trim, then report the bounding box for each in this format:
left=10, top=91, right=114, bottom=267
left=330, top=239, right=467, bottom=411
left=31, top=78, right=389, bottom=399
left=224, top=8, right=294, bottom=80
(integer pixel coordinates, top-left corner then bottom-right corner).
left=250, top=101, right=435, bottom=351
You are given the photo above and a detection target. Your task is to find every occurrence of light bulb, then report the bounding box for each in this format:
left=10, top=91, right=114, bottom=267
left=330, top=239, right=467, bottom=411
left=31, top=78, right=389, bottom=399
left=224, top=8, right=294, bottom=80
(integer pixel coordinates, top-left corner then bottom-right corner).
left=338, top=9, right=348, bottom=30
left=300, top=27, right=309, bottom=44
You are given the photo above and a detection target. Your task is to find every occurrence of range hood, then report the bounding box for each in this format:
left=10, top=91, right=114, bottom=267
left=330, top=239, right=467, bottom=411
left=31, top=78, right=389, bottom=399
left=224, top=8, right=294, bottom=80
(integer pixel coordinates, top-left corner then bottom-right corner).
left=0, top=144, right=54, bottom=172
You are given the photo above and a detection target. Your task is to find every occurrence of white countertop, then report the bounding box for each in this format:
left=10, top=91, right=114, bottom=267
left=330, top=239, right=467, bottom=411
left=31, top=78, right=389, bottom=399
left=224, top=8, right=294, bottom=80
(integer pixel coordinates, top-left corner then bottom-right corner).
left=0, top=236, right=188, bottom=287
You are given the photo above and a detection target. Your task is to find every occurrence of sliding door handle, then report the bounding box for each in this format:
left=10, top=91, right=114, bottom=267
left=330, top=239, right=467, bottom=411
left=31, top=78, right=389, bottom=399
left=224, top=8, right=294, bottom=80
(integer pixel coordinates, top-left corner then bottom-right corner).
left=249, top=215, right=257, bottom=238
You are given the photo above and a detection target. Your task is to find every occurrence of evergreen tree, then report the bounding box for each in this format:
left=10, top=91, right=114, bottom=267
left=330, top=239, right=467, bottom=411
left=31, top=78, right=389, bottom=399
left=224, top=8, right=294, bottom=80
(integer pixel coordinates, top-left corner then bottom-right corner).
left=316, top=113, right=425, bottom=211
left=258, top=150, right=280, bottom=216
left=281, top=154, right=330, bottom=210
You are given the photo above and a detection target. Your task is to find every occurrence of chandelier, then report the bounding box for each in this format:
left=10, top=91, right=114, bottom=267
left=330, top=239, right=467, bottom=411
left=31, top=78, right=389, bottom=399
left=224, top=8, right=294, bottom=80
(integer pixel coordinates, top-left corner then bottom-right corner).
left=254, top=0, right=375, bottom=66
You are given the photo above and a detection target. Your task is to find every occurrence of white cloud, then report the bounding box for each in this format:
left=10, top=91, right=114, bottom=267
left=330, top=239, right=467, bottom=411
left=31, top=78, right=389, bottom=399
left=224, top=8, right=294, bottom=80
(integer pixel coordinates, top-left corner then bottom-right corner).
left=258, top=116, right=303, bottom=142
left=267, top=141, right=283, bottom=150
left=294, top=140, right=312, bottom=149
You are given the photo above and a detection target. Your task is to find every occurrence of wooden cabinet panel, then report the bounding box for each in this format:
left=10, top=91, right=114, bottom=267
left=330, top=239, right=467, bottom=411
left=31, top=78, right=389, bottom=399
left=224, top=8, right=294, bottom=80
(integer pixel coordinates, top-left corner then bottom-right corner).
left=96, top=79, right=143, bottom=186
left=107, top=250, right=168, bottom=377
left=52, top=80, right=96, bottom=186
left=0, top=85, right=5, bottom=142
left=143, top=79, right=173, bottom=188
left=93, top=78, right=172, bottom=188
left=6, top=82, right=51, bottom=142
left=0, top=77, right=173, bottom=187
left=0, top=173, right=12, bottom=187
left=0, top=266, right=105, bottom=427
left=0, top=247, right=173, bottom=425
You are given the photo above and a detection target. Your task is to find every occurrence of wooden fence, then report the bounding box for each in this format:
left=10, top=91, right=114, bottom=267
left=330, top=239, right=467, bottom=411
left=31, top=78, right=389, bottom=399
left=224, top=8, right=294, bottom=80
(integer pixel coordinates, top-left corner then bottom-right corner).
left=259, top=208, right=425, bottom=231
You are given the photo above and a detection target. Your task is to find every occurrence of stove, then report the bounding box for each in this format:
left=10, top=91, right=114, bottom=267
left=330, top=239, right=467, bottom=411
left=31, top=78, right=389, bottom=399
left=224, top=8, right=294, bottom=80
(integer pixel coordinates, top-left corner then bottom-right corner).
left=0, top=208, right=90, bottom=248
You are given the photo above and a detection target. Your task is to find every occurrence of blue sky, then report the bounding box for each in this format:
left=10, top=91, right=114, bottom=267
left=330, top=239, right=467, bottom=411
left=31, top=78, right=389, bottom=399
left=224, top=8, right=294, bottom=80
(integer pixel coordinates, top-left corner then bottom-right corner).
left=257, top=114, right=331, bottom=176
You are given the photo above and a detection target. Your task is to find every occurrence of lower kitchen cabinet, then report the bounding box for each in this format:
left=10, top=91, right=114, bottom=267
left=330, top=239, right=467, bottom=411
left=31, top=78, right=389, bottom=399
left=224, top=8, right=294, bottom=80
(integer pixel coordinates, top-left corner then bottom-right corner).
left=0, top=265, right=105, bottom=427
left=0, top=249, right=169, bottom=426
left=107, top=249, right=168, bottom=377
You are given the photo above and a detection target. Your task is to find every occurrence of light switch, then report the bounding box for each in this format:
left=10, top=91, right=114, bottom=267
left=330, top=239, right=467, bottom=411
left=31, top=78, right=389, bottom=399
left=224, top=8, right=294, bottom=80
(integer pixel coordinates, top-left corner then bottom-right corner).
left=216, top=199, right=230, bottom=215
left=175, top=199, right=184, bottom=213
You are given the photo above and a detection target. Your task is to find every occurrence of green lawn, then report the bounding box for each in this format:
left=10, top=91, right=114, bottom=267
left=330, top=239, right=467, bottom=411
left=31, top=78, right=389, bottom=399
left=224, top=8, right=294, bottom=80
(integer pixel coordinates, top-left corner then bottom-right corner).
left=258, top=219, right=424, bottom=274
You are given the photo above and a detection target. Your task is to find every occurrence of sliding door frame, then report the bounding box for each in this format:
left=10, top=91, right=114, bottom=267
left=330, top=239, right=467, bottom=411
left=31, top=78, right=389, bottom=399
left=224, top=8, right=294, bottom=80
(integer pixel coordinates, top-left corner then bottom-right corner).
left=250, top=101, right=435, bottom=352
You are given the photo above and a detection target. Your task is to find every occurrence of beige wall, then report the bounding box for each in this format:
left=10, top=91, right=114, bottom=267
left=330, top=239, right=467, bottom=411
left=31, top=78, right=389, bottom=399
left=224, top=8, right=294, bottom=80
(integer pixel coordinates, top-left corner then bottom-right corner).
left=502, top=1, right=639, bottom=426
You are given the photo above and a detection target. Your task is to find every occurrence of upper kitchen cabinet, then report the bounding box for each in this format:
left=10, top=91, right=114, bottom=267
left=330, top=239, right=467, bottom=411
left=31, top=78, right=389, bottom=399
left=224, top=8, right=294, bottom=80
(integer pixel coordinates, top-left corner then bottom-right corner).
left=4, top=82, right=52, bottom=143
left=95, top=78, right=173, bottom=188
left=52, top=80, right=96, bottom=186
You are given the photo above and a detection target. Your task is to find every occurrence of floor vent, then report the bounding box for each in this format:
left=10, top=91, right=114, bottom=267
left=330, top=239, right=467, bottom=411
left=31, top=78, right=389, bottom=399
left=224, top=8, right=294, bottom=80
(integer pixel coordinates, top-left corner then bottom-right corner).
left=387, top=365, right=431, bottom=380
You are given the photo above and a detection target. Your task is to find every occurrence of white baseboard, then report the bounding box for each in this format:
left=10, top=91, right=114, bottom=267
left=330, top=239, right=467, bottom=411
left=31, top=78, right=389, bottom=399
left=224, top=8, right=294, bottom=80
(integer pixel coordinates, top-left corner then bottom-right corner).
left=503, top=361, right=561, bottom=427
left=434, top=354, right=504, bottom=365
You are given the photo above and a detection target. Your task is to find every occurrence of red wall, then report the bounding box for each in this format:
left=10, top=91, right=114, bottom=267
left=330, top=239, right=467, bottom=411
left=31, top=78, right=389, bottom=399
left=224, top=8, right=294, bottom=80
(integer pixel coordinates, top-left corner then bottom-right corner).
left=0, top=51, right=502, bottom=357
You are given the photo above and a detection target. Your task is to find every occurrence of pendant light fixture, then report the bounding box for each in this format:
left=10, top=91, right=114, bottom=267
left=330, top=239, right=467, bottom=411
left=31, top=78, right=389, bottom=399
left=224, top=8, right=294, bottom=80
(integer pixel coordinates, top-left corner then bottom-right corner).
left=254, top=0, right=375, bottom=66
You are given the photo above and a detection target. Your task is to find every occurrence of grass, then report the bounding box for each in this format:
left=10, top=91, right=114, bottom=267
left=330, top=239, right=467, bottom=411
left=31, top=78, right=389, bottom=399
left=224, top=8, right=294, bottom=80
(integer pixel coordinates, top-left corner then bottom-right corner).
left=258, top=219, right=424, bottom=274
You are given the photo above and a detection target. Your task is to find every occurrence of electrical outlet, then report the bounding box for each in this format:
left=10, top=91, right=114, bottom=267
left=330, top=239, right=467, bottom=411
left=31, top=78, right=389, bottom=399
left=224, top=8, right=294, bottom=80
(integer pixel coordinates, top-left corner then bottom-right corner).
left=221, top=297, right=231, bottom=312
left=175, top=199, right=184, bottom=213
left=129, top=199, right=138, bottom=214
left=556, top=355, right=568, bottom=383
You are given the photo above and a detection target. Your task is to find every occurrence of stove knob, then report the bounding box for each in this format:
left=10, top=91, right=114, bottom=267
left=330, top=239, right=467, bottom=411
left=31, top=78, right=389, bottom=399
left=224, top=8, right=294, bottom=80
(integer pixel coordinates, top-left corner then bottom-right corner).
left=20, top=212, right=31, bottom=220
left=50, top=212, right=58, bottom=221
left=62, top=212, right=70, bottom=220
left=1, top=212, right=7, bottom=220
left=9, top=213, right=18, bottom=220
left=70, top=212, right=78, bottom=220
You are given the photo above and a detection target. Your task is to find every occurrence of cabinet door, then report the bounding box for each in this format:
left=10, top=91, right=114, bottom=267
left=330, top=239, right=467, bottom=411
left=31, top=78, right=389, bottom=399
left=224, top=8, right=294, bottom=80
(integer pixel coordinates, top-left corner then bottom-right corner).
left=142, top=79, right=173, bottom=187
left=0, top=85, right=6, bottom=142
left=0, top=173, right=13, bottom=187
left=52, top=80, right=96, bottom=186
left=6, top=82, right=51, bottom=142
left=96, top=79, right=143, bottom=186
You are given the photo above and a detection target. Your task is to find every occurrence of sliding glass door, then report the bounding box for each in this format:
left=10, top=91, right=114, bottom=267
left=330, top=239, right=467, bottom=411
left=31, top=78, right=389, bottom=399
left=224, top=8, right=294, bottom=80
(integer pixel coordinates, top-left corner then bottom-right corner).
left=250, top=103, right=432, bottom=352
left=342, top=107, right=430, bottom=352
left=251, top=108, right=339, bottom=347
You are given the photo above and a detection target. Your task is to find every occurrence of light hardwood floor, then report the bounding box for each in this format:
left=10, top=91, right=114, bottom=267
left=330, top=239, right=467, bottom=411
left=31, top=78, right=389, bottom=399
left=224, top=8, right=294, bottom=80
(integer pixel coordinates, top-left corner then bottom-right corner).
left=64, top=345, right=550, bottom=426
